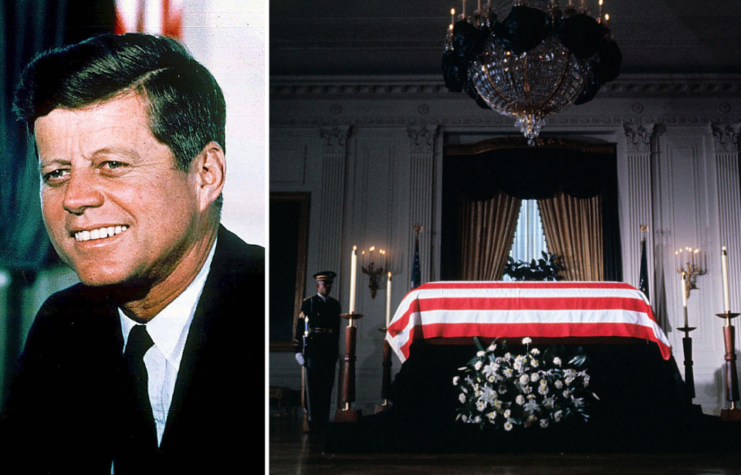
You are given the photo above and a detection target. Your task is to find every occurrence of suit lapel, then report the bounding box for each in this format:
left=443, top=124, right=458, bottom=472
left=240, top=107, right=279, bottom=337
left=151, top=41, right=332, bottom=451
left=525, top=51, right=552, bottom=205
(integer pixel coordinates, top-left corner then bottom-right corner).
left=159, top=228, right=227, bottom=449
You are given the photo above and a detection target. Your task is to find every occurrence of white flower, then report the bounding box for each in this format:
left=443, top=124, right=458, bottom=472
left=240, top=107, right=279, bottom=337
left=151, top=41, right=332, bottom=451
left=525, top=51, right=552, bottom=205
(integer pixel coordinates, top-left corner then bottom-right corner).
left=530, top=348, right=541, bottom=356
left=477, top=351, right=486, bottom=357
left=531, top=372, right=540, bottom=383
left=563, top=390, right=572, bottom=398
left=538, top=385, right=549, bottom=396
left=523, top=385, right=533, bottom=394
left=459, top=393, right=467, bottom=404
left=488, top=343, right=497, bottom=352
left=476, top=399, right=487, bottom=412
left=522, top=337, right=532, bottom=345
left=519, top=374, right=530, bottom=385
left=554, top=410, right=563, bottom=422
left=524, top=400, right=539, bottom=414
left=498, top=384, right=507, bottom=394
left=554, top=380, right=564, bottom=389
left=540, top=419, right=549, bottom=429
left=503, top=368, right=514, bottom=378
left=504, top=409, right=511, bottom=419
left=482, top=363, right=497, bottom=378
left=553, top=357, right=562, bottom=367
left=516, top=395, right=525, bottom=405
left=453, top=376, right=460, bottom=386
left=487, top=411, right=497, bottom=422
left=583, top=375, right=590, bottom=387
left=494, top=400, right=503, bottom=410
left=474, top=361, right=483, bottom=371
left=504, top=421, right=514, bottom=431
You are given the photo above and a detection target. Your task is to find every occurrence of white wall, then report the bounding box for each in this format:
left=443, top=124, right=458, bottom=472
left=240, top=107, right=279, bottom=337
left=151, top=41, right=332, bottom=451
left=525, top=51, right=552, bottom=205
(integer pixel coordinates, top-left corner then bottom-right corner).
left=269, top=73, right=741, bottom=417
left=183, top=0, right=266, bottom=247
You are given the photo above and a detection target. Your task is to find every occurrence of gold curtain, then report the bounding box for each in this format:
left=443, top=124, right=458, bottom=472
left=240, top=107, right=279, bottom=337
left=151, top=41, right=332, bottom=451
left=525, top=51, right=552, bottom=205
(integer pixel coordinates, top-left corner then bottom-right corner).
left=537, top=190, right=603, bottom=281
left=458, top=190, right=522, bottom=280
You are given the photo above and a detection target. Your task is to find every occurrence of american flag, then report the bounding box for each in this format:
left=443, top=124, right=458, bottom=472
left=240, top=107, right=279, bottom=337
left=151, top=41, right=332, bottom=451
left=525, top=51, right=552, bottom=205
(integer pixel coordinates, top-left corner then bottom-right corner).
left=114, top=0, right=184, bottom=39
left=386, top=281, right=672, bottom=363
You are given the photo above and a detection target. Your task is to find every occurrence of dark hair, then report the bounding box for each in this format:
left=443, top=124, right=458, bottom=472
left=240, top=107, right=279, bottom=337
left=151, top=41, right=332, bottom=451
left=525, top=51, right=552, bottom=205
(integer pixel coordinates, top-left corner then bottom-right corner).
left=13, top=33, right=226, bottom=172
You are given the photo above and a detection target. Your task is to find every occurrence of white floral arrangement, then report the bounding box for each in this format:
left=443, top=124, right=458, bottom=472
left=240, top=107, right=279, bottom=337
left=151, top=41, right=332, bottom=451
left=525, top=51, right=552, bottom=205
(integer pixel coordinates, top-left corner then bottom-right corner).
left=454, top=337, right=598, bottom=431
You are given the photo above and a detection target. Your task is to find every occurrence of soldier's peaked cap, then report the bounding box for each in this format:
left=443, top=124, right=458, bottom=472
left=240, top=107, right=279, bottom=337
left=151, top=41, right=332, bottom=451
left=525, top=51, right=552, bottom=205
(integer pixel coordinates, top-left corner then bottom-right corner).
left=313, top=271, right=336, bottom=282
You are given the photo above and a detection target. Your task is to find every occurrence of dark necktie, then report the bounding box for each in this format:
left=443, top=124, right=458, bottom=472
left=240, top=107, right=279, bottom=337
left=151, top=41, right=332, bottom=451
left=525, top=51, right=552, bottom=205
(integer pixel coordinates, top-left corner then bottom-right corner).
left=116, top=324, right=159, bottom=473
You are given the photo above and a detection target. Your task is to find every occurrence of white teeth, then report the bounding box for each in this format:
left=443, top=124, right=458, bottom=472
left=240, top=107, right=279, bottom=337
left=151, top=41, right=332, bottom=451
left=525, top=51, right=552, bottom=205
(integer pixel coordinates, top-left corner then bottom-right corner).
left=75, top=225, right=128, bottom=242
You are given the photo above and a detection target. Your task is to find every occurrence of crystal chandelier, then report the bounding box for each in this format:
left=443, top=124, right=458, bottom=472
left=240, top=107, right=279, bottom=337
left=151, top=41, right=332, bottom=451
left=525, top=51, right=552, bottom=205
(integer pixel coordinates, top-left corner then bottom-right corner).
left=443, top=0, right=622, bottom=145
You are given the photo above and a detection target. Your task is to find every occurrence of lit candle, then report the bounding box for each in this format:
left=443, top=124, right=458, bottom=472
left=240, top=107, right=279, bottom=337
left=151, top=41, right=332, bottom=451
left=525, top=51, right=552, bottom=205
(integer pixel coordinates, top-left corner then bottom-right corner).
left=604, top=13, right=610, bottom=27
left=386, top=272, right=392, bottom=327
left=722, top=246, right=731, bottom=313
left=462, top=0, right=466, bottom=18
left=451, top=8, right=455, bottom=25
left=350, top=246, right=358, bottom=314
left=681, top=274, right=687, bottom=308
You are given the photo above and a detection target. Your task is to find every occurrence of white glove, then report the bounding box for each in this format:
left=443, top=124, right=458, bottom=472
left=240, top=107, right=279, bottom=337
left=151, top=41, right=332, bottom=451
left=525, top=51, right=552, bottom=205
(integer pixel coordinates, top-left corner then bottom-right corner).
left=295, top=353, right=305, bottom=365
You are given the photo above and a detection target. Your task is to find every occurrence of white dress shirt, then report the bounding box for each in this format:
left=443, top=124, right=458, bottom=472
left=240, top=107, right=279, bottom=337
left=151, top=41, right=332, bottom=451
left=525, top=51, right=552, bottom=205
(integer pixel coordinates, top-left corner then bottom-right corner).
left=118, top=239, right=216, bottom=446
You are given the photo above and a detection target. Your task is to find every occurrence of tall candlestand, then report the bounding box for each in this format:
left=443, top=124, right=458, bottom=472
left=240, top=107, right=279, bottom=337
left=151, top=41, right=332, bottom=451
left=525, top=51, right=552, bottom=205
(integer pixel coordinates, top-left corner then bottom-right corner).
left=715, top=311, right=741, bottom=421
left=376, top=328, right=392, bottom=413
left=677, top=306, right=697, bottom=399
left=334, top=313, right=364, bottom=423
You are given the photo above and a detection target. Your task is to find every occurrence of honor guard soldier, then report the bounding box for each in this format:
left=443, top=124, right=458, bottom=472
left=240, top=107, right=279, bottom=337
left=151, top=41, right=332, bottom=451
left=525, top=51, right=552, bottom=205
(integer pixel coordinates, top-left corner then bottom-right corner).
left=294, top=271, right=342, bottom=431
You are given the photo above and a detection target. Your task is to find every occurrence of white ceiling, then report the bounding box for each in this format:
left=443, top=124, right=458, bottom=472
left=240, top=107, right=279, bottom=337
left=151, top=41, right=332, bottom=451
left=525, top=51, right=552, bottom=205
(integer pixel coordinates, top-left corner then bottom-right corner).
left=270, top=0, right=741, bottom=76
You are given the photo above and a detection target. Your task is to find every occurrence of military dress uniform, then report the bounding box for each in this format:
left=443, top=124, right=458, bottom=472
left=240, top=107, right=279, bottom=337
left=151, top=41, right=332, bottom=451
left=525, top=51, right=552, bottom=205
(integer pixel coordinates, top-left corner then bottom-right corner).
left=294, top=274, right=341, bottom=430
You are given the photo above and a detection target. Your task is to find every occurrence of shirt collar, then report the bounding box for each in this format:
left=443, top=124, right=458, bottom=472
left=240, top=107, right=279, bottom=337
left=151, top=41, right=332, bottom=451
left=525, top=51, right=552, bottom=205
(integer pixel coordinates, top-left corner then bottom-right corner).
left=120, top=238, right=218, bottom=362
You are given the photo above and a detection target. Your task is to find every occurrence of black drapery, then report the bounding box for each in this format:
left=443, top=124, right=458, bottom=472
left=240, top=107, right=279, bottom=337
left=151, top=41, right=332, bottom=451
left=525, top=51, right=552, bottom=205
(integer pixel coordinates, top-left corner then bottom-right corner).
left=441, top=137, right=622, bottom=281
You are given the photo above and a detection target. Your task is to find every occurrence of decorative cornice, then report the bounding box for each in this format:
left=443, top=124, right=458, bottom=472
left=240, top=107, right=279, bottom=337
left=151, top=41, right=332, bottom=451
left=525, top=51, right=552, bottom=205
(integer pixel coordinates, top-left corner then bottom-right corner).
left=271, top=74, right=741, bottom=99
left=711, top=124, right=740, bottom=153
left=444, top=137, right=615, bottom=156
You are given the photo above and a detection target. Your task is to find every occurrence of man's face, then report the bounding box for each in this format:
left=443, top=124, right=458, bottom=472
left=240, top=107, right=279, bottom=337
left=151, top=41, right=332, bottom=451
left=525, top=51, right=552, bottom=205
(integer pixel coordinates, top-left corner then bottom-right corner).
left=35, top=93, right=208, bottom=288
left=317, top=280, right=332, bottom=297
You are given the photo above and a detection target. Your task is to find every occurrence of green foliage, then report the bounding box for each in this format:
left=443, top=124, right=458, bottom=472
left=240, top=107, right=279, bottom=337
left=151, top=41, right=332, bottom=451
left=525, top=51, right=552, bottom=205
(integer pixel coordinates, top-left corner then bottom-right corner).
left=504, top=251, right=561, bottom=281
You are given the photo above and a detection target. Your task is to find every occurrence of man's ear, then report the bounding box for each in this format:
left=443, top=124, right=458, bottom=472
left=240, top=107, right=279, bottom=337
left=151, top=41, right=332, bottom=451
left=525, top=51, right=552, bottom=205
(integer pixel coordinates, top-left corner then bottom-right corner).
left=193, top=141, right=226, bottom=211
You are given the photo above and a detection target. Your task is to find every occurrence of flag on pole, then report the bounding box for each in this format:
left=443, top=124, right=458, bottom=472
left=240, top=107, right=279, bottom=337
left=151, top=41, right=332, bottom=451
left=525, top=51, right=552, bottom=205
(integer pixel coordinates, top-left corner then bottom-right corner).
left=639, top=226, right=649, bottom=300
left=114, top=0, right=184, bottom=39
left=411, top=226, right=421, bottom=289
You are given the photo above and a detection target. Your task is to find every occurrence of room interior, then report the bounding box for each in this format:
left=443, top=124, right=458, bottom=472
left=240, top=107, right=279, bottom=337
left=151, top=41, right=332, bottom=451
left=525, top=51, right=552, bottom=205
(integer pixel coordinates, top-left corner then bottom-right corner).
left=269, top=0, right=741, bottom=471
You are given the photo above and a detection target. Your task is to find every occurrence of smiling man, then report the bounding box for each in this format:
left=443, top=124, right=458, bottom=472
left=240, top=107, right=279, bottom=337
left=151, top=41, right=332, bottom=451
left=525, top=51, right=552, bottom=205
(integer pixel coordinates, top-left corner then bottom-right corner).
left=0, top=33, right=264, bottom=474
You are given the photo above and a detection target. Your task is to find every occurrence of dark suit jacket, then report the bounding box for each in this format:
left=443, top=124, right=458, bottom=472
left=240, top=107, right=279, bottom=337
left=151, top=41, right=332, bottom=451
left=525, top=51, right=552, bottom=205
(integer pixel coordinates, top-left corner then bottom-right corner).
left=0, top=226, right=264, bottom=474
